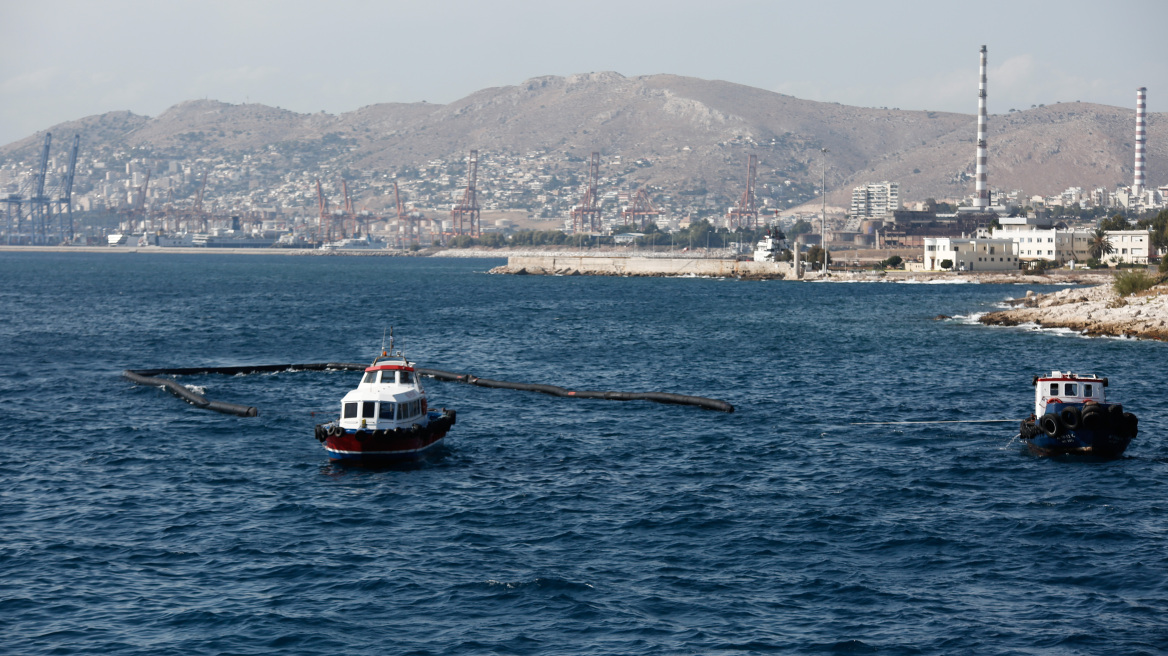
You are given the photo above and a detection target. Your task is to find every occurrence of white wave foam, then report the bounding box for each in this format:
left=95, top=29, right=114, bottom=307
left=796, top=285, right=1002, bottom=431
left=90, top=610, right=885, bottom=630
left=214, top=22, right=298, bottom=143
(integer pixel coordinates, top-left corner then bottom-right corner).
left=946, top=313, right=986, bottom=325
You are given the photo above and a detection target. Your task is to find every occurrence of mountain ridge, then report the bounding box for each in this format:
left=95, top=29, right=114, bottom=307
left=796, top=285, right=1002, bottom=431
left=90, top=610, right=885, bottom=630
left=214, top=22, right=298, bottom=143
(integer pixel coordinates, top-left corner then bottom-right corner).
left=2, top=72, right=1162, bottom=205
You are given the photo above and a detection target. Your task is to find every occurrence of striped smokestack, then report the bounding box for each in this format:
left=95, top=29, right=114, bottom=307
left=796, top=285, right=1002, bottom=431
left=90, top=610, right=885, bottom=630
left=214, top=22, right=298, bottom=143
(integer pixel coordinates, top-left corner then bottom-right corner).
left=974, top=45, right=989, bottom=209
left=1134, top=87, right=1146, bottom=196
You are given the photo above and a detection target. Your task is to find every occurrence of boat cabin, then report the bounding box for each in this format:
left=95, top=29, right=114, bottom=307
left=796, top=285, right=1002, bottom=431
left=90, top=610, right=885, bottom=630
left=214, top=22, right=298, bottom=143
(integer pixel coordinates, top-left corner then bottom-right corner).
left=1033, top=371, right=1107, bottom=416
left=338, top=358, right=428, bottom=431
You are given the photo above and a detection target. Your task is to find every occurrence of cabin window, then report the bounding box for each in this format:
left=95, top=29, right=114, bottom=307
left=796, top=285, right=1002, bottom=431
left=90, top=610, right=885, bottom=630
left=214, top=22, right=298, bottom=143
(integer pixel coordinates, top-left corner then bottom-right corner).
left=362, top=401, right=377, bottom=418
left=344, top=402, right=358, bottom=419
left=400, top=371, right=412, bottom=385
left=1084, top=384, right=1093, bottom=397
left=380, top=403, right=394, bottom=420
left=363, top=372, right=376, bottom=384
left=1049, top=383, right=1058, bottom=396
left=1064, top=383, right=1078, bottom=396
left=398, top=402, right=408, bottom=419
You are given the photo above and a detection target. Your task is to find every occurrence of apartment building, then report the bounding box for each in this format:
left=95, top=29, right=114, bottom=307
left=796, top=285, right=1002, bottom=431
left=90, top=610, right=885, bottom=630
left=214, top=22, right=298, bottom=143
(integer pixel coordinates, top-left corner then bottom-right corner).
left=849, top=181, right=900, bottom=218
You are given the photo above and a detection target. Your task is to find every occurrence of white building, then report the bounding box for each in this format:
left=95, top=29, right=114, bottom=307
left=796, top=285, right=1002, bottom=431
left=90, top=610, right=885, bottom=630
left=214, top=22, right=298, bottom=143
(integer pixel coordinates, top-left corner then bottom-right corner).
left=993, top=216, right=1059, bottom=262
left=993, top=216, right=1153, bottom=265
left=924, top=237, right=1019, bottom=271
left=1103, top=230, right=1152, bottom=265
left=849, top=181, right=900, bottom=218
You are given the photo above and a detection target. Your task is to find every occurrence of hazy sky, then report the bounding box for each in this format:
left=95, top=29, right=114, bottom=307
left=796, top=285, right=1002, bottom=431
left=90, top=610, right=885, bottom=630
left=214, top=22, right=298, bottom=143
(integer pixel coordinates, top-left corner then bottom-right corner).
left=1, top=0, right=1165, bottom=146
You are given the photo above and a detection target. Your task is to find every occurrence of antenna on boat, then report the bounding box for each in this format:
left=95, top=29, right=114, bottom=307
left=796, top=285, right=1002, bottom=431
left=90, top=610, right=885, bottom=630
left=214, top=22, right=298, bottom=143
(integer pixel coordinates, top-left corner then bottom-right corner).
left=389, top=326, right=395, bottom=355
left=380, top=326, right=388, bottom=357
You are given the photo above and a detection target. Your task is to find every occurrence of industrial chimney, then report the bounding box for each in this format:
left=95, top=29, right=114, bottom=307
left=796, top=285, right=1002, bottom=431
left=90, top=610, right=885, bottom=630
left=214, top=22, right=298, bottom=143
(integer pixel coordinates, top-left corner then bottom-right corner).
left=1134, top=87, right=1147, bottom=196
left=974, top=46, right=989, bottom=210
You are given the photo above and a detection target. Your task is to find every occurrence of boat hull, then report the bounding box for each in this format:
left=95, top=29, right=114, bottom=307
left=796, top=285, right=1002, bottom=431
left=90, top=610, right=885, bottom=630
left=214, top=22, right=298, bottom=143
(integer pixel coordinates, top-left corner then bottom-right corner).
left=316, top=410, right=455, bottom=463
left=1020, top=402, right=1136, bottom=458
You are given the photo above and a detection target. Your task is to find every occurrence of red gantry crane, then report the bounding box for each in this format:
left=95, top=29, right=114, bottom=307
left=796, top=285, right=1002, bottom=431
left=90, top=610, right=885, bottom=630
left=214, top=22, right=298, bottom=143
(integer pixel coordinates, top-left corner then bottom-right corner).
left=450, top=150, right=480, bottom=237
left=621, top=188, right=661, bottom=231
left=341, top=179, right=356, bottom=238
left=570, top=152, right=602, bottom=233
left=394, top=180, right=421, bottom=245
left=727, top=154, right=758, bottom=230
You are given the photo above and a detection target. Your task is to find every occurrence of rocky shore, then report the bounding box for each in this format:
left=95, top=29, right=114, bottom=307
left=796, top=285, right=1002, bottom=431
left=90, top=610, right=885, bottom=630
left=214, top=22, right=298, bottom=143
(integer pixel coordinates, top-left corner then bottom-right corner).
left=979, top=279, right=1168, bottom=341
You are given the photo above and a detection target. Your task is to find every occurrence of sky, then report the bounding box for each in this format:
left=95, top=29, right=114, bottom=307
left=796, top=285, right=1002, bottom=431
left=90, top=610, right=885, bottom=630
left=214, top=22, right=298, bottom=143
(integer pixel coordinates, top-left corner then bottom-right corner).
left=1, top=0, right=1165, bottom=146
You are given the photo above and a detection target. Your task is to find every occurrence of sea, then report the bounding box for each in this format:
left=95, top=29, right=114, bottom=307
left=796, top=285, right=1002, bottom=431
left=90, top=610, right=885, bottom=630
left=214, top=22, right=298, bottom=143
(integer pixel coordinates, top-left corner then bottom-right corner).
left=1, top=252, right=1165, bottom=655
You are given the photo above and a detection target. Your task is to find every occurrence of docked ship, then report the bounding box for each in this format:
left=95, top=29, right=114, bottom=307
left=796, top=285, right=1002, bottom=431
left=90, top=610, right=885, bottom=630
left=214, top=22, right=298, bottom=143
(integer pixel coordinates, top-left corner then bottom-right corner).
left=321, top=236, right=387, bottom=250
left=753, top=229, right=787, bottom=262
left=191, top=231, right=276, bottom=248
left=1019, top=371, right=1138, bottom=457
left=314, top=346, right=456, bottom=463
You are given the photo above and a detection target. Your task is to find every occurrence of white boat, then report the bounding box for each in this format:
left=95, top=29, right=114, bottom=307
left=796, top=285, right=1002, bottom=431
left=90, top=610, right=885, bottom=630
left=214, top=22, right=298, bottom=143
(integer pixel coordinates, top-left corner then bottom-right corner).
left=314, top=342, right=456, bottom=463
left=1018, top=371, right=1137, bottom=457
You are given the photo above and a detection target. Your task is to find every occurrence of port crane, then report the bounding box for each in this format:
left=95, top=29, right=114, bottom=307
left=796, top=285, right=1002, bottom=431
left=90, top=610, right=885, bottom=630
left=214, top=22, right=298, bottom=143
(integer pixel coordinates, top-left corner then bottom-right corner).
left=727, top=154, right=759, bottom=230
left=394, top=180, right=421, bottom=246
left=193, top=171, right=209, bottom=232
left=621, top=189, right=661, bottom=231
left=315, top=178, right=330, bottom=245
left=54, top=134, right=80, bottom=242
left=27, top=133, right=52, bottom=243
left=450, top=150, right=480, bottom=237
left=570, top=152, right=602, bottom=233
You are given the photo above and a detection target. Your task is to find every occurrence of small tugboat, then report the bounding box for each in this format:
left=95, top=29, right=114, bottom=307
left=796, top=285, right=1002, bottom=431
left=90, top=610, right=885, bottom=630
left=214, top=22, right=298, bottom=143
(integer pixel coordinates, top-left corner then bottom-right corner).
left=1018, top=371, right=1137, bottom=457
left=314, top=342, right=456, bottom=464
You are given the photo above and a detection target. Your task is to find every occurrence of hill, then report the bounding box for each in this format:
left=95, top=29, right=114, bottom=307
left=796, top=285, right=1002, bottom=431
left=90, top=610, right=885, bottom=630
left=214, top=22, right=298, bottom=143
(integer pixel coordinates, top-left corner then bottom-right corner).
left=1, top=72, right=1162, bottom=207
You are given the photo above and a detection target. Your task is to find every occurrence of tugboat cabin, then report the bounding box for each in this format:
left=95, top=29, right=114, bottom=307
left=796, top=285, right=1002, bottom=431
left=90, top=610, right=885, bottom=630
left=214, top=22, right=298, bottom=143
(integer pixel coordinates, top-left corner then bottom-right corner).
left=1033, top=371, right=1107, bottom=416
left=338, top=360, right=428, bottom=431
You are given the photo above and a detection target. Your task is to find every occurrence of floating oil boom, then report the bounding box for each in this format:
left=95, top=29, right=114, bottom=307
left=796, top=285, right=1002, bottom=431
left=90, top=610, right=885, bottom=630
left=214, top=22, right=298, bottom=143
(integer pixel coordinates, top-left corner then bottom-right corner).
left=123, top=362, right=735, bottom=416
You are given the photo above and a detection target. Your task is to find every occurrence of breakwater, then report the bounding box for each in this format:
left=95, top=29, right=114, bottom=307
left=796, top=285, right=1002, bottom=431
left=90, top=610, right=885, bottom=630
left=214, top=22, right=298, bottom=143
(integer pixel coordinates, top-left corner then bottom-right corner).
left=491, top=255, right=795, bottom=279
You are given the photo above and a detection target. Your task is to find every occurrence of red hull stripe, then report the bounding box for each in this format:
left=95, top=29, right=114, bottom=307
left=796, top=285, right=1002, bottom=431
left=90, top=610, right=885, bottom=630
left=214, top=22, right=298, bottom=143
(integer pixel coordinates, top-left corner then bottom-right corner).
left=325, top=439, right=443, bottom=457
left=364, top=364, right=415, bottom=372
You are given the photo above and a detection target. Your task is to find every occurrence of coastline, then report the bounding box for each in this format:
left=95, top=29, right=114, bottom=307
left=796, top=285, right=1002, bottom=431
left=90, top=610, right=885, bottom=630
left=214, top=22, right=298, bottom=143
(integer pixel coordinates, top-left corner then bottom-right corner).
left=0, top=245, right=417, bottom=256
left=979, top=280, right=1168, bottom=341
left=485, top=251, right=1117, bottom=285
left=0, top=245, right=1139, bottom=298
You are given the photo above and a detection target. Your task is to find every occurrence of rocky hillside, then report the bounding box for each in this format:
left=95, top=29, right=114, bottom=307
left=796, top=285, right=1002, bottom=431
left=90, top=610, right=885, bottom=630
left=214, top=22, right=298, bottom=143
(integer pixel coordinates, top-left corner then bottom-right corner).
left=2, top=72, right=1162, bottom=204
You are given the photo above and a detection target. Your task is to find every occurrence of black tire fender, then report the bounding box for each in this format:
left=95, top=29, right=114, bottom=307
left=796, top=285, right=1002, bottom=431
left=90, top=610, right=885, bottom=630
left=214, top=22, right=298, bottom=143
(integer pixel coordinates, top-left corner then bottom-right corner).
left=1122, top=412, right=1138, bottom=438
left=1059, top=406, right=1082, bottom=430
left=1081, top=407, right=1106, bottom=431
left=1039, top=413, right=1064, bottom=438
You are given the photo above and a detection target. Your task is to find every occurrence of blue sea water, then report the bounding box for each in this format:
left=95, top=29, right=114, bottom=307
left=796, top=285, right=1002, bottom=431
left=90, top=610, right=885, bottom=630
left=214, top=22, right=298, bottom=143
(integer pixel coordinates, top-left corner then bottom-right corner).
left=1, top=252, right=1166, bottom=655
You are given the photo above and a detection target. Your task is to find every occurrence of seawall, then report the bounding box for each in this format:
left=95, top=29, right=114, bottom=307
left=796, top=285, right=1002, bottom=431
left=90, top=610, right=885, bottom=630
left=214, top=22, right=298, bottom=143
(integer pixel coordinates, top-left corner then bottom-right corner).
left=492, top=256, right=795, bottom=280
